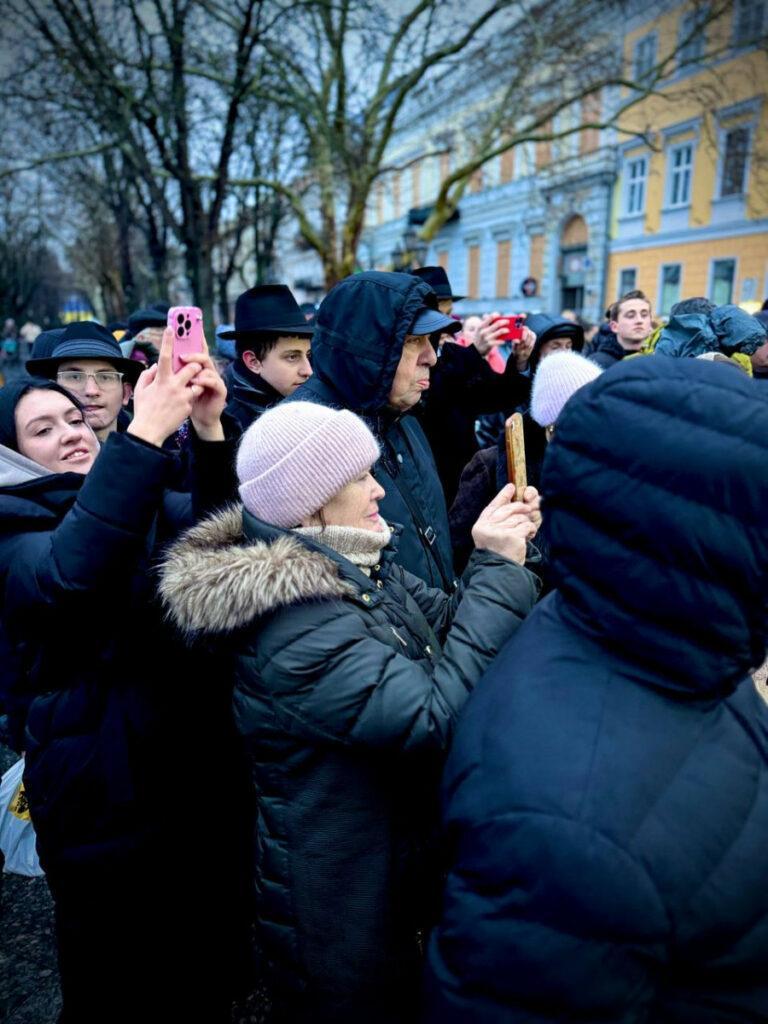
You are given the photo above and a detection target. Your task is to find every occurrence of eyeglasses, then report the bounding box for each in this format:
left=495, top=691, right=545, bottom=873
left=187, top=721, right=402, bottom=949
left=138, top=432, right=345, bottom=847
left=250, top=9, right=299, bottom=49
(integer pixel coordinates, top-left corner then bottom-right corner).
left=57, top=370, right=124, bottom=390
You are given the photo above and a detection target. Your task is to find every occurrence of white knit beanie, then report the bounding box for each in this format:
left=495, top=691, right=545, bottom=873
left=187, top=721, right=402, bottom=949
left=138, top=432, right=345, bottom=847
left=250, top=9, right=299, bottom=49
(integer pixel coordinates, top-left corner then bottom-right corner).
left=237, top=401, right=381, bottom=527
left=530, top=351, right=603, bottom=427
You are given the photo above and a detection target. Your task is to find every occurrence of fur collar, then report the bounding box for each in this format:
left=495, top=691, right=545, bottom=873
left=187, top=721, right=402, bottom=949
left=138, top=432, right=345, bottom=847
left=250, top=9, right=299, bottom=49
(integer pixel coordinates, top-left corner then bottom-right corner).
left=159, top=504, right=356, bottom=636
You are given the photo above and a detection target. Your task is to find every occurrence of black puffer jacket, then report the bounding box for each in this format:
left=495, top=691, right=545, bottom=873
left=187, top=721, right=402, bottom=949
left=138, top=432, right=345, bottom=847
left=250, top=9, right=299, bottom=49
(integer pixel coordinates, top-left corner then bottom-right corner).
left=285, top=271, right=457, bottom=590
left=0, top=430, right=249, bottom=1021
left=426, top=357, right=768, bottom=1022
left=160, top=506, right=540, bottom=1023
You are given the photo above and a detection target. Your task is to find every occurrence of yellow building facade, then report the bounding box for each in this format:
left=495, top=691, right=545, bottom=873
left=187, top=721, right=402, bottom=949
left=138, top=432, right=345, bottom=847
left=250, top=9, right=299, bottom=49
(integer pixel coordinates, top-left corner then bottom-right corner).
left=607, top=1, right=768, bottom=315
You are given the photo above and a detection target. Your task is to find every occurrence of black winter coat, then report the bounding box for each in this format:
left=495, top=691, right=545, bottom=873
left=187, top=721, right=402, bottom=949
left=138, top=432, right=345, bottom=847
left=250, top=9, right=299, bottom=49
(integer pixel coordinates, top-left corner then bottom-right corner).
left=160, top=506, right=540, bottom=1023
left=285, top=271, right=457, bottom=590
left=224, top=360, right=284, bottom=432
left=589, top=325, right=628, bottom=368
left=426, top=357, right=768, bottom=1023
left=0, top=430, right=249, bottom=1021
left=419, top=343, right=529, bottom=506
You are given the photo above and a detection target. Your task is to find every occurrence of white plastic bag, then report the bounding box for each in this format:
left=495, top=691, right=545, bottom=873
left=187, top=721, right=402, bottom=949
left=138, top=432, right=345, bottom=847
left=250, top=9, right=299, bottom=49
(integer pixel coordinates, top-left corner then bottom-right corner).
left=0, top=758, right=44, bottom=876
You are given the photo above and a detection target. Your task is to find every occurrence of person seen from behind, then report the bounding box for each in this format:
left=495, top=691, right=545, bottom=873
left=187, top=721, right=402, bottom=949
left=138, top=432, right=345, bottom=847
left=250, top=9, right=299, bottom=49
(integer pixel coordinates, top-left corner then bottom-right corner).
left=426, top=356, right=768, bottom=1022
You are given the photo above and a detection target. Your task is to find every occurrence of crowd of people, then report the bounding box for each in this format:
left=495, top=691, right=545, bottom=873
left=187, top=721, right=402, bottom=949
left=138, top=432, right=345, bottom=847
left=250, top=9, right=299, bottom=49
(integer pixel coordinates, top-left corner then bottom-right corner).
left=0, top=268, right=767, bottom=1024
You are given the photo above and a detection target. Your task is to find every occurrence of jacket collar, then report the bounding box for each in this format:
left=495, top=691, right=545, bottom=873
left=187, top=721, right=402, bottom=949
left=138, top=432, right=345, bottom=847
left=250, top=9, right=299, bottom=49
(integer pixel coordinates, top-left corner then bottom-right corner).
left=160, top=505, right=403, bottom=636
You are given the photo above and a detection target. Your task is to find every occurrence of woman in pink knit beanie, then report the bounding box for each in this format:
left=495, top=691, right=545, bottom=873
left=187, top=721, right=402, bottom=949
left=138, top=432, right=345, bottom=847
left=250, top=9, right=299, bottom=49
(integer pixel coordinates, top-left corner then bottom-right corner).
left=161, top=401, right=542, bottom=1024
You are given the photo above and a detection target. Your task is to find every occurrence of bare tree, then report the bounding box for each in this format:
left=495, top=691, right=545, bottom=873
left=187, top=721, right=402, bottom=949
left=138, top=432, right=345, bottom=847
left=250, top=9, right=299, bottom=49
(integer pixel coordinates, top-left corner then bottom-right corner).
left=222, top=0, right=740, bottom=286
left=0, top=0, right=284, bottom=323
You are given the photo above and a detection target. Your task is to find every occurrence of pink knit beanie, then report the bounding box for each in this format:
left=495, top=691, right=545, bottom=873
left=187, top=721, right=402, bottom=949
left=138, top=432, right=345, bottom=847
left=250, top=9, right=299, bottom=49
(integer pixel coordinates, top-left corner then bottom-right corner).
left=530, top=351, right=602, bottom=427
left=237, top=401, right=381, bottom=527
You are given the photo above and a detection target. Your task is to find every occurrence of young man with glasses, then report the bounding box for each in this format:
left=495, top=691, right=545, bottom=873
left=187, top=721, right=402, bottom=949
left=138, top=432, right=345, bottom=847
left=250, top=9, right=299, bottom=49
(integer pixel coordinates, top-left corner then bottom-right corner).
left=27, top=321, right=142, bottom=441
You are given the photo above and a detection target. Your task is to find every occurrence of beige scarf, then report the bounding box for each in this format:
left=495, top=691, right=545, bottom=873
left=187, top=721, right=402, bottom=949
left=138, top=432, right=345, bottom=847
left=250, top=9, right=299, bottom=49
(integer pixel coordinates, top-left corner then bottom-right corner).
left=295, top=522, right=392, bottom=575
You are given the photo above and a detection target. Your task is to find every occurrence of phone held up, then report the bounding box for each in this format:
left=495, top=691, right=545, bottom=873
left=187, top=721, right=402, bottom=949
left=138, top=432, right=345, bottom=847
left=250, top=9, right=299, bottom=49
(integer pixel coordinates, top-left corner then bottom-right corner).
left=493, top=314, right=525, bottom=342
left=168, top=306, right=205, bottom=374
left=505, top=412, right=527, bottom=497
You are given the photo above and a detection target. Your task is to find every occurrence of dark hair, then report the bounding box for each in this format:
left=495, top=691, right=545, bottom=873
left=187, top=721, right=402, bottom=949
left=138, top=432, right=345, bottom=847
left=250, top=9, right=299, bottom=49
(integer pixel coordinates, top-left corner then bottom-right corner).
left=608, top=290, right=650, bottom=323
left=236, top=332, right=284, bottom=361
left=670, top=297, right=716, bottom=317
left=0, top=377, right=84, bottom=452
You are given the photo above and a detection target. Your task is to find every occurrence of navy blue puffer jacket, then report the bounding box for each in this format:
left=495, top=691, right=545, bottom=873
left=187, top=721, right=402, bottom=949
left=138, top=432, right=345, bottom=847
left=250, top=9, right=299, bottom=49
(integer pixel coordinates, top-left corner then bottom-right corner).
left=286, top=272, right=457, bottom=590
left=426, top=357, right=768, bottom=1022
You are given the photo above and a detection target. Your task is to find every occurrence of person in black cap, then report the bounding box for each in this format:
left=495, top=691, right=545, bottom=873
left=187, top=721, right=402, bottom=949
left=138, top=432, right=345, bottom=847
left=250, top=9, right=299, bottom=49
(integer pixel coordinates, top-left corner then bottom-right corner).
left=219, top=284, right=314, bottom=432
left=27, top=321, right=143, bottom=443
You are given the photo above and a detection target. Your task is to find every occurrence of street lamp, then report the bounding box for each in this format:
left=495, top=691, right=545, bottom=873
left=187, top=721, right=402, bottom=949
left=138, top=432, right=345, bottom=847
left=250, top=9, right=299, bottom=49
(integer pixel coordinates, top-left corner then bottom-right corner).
left=391, top=228, right=428, bottom=272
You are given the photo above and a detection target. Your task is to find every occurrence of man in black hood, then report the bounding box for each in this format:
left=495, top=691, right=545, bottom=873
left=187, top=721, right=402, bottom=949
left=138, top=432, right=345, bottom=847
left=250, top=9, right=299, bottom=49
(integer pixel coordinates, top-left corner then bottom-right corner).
left=286, top=271, right=462, bottom=590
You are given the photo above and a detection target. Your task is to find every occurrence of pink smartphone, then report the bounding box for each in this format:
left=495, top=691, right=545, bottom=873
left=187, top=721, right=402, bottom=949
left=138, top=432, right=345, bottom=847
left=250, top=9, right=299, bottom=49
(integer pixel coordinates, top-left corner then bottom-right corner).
left=168, top=306, right=205, bottom=373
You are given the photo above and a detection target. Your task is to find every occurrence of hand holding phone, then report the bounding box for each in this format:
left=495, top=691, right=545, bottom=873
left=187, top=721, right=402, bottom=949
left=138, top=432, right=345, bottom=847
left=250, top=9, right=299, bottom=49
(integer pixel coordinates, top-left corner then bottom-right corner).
left=493, top=314, right=526, bottom=343
left=505, top=412, right=527, bottom=494
left=168, top=306, right=205, bottom=373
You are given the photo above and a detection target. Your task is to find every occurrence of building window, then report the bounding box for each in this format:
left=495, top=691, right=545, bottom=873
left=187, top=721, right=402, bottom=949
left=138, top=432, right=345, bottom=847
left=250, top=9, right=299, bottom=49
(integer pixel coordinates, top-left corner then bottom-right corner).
left=711, top=259, right=736, bottom=304
left=733, top=0, right=766, bottom=45
left=678, top=8, right=706, bottom=66
left=659, top=264, right=682, bottom=315
left=633, top=33, right=657, bottom=83
left=495, top=240, right=511, bottom=298
left=411, top=163, right=421, bottom=208
left=720, top=126, right=750, bottom=196
left=668, top=143, right=693, bottom=206
left=625, top=156, right=647, bottom=214
left=467, top=244, right=480, bottom=299
left=619, top=267, right=637, bottom=294
left=529, top=234, right=545, bottom=284
left=500, top=147, right=515, bottom=183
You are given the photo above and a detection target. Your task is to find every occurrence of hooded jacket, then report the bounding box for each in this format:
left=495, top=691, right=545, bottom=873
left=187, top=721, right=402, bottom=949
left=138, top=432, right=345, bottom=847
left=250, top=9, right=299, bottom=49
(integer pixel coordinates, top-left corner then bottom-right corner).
left=426, top=357, right=768, bottom=1023
left=285, top=271, right=457, bottom=590
left=655, top=303, right=767, bottom=360
left=160, top=506, right=539, bottom=1023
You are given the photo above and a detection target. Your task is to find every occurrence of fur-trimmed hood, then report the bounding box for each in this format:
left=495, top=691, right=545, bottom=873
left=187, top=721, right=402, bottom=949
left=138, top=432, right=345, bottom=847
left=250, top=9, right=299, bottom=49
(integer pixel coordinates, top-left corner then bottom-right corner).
left=159, top=504, right=356, bottom=636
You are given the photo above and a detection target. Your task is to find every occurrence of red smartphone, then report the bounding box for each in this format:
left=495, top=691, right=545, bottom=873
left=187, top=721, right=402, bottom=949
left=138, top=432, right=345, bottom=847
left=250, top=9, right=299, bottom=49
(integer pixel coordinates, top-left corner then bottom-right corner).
left=493, top=314, right=525, bottom=342
left=168, top=306, right=205, bottom=373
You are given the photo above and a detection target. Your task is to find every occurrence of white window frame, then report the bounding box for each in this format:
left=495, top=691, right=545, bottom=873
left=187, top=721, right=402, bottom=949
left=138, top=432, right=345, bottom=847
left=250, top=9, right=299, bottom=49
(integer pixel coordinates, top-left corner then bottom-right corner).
left=658, top=263, right=683, bottom=316
left=708, top=257, right=738, bottom=305
left=618, top=267, right=638, bottom=295
left=633, top=33, right=657, bottom=83
left=624, top=156, right=648, bottom=215
left=666, top=142, right=694, bottom=207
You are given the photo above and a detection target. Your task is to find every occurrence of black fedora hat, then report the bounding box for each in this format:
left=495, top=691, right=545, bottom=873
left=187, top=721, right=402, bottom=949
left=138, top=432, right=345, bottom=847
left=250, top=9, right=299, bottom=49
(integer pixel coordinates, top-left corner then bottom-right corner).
left=410, top=266, right=465, bottom=302
left=218, top=285, right=314, bottom=340
left=27, top=321, right=143, bottom=385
